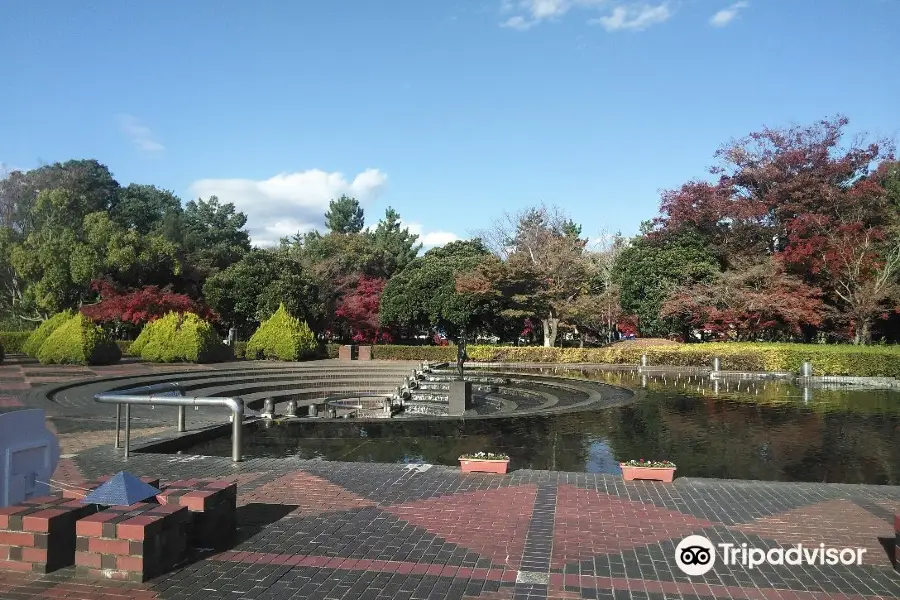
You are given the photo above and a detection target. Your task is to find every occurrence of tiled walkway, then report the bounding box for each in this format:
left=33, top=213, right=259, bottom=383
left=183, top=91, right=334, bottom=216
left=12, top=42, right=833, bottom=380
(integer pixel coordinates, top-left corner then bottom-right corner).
left=1, top=359, right=899, bottom=599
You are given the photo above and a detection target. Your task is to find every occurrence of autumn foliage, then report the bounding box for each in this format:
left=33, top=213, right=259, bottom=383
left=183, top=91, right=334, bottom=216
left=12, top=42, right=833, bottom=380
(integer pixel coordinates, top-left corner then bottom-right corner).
left=653, top=116, right=899, bottom=344
left=335, top=275, right=393, bottom=343
left=81, top=279, right=217, bottom=326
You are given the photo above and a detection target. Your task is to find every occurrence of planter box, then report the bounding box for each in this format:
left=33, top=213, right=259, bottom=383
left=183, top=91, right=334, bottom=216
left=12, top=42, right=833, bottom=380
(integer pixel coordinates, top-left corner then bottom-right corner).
left=620, top=464, right=676, bottom=482
left=459, top=458, right=509, bottom=474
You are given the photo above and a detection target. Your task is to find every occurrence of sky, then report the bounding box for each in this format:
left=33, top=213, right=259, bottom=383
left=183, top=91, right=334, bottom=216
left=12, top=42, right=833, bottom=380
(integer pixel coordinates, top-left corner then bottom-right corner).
left=1, top=1, right=898, bottom=248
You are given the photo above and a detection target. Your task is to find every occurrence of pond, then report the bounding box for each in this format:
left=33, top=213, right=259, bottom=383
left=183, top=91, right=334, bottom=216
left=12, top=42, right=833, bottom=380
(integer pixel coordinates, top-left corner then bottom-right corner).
left=178, top=368, right=900, bottom=485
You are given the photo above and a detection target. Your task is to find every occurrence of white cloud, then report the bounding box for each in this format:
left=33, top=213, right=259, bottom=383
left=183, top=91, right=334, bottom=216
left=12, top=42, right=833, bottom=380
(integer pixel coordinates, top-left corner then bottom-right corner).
left=710, top=1, right=748, bottom=27
left=502, top=0, right=672, bottom=32
left=117, top=114, right=165, bottom=153
left=404, top=222, right=461, bottom=249
left=189, top=168, right=457, bottom=249
left=590, top=3, right=672, bottom=31
left=190, top=168, right=387, bottom=246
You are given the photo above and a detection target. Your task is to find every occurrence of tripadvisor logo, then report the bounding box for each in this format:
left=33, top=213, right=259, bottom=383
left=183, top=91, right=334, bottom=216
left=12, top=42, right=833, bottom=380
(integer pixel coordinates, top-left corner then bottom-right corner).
left=675, top=535, right=866, bottom=576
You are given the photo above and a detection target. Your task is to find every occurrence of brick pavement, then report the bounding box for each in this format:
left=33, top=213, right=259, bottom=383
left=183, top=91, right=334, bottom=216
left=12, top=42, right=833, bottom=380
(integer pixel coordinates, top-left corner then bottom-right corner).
left=0, top=360, right=899, bottom=599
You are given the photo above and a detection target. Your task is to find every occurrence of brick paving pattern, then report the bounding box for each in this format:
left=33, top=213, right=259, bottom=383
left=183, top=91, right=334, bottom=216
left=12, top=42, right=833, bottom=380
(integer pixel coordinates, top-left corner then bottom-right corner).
left=0, top=359, right=898, bottom=599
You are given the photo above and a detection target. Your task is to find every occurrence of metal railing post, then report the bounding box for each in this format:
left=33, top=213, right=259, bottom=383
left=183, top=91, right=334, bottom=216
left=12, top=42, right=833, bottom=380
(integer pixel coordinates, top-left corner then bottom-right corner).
left=95, top=388, right=243, bottom=463
left=115, top=404, right=122, bottom=448
left=124, top=404, right=131, bottom=459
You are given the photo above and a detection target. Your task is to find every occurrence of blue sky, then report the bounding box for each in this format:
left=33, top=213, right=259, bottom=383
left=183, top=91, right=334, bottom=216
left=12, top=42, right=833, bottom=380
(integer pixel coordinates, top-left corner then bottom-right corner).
left=1, top=1, right=898, bottom=247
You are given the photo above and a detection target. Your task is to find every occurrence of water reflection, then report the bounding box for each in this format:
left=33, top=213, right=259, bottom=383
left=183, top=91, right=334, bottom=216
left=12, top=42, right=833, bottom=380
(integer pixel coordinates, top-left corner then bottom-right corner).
left=181, top=368, right=900, bottom=485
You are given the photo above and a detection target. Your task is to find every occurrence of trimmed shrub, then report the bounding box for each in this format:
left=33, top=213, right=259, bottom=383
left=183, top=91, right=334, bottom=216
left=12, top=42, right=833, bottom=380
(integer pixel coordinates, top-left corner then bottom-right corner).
left=22, top=311, right=75, bottom=357
left=0, top=331, right=31, bottom=354
left=246, top=304, right=317, bottom=361
left=233, top=341, right=248, bottom=359
left=36, top=314, right=121, bottom=365
left=132, top=312, right=232, bottom=363
left=0, top=340, right=4, bottom=363
left=116, top=340, right=133, bottom=355
left=370, top=342, right=900, bottom=377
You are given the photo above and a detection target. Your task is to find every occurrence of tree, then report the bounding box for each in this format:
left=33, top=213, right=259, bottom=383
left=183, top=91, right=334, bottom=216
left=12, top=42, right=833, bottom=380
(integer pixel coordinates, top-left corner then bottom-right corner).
left=335, top=276, right=392, bottom=343
left=81, top=279, right=215, bottom=336
left=112, top=184, right=182, bottom=235
left=202, top=248, right=319, bottom=334
left=369, top=207, right=422, bottom=279
left=8, top=190, right=179, bottom=318
left=474, top=205, right=593, bottom=347
left=380, top=240, right=495, bottom=339
left=181, top=196, right=251, bottom=280
left=324, top=195, right=365, bottom=234
left=660, top=260, right=824, bottom=341
left=614, top=231, right=719, bottom=337
left=587, top=231, right=627, bottom=344
left=0, top=160, right=120, bottom=236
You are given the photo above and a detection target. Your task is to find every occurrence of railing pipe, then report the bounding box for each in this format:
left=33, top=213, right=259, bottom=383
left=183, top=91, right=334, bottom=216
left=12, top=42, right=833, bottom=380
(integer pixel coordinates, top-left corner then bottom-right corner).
left=94, top=392, right=245, bottom=462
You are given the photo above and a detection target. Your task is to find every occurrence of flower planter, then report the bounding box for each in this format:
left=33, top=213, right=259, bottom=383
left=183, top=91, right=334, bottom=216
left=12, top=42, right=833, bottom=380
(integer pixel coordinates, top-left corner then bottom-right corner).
left=459, top=458, right=509, bottom=474
left=620, top=464, right=676, bottom=482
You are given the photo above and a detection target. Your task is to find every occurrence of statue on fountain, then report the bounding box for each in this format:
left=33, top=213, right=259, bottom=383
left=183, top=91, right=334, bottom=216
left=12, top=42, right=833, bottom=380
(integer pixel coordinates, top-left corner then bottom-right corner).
left=456, top=328, right=468, bottom=380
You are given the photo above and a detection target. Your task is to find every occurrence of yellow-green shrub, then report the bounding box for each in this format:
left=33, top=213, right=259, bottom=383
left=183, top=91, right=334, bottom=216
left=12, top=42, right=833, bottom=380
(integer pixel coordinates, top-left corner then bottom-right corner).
left=0, top=331, right=32, bottom=354
left=36, top=314, right=121, bottom=365
left=370, top=342, right=900, bottom=377
left=246, top=304, right=317, bottom=361
left=132, top=312, right=232, bottom=363
left=22, top=311, right=75, bottom=357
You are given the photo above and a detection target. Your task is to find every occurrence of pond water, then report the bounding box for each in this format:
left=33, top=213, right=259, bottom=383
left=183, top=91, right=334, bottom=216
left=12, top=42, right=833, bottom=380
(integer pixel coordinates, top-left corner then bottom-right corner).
left=180, top=368, right=900, bottom=485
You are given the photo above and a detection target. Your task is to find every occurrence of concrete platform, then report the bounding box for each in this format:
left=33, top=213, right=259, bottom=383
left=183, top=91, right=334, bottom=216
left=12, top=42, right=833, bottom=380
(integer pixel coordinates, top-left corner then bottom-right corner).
left=0, top=358, right=898, bottom=599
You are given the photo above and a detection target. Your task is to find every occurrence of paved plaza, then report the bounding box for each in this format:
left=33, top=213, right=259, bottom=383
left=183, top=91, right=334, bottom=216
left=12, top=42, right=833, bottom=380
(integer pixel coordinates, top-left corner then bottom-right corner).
left=1, top=358, right=899, bottom=599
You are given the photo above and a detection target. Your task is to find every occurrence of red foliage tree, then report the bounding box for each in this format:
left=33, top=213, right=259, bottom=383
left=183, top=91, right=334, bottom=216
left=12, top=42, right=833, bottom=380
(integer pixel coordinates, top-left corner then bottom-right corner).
left=81, top=279, right=217, bottom=326
left=660, top=261, right=824, bottom=341
left=335, top=275, right=393, bottom=344
left=653, top=117, right=897, bottom=343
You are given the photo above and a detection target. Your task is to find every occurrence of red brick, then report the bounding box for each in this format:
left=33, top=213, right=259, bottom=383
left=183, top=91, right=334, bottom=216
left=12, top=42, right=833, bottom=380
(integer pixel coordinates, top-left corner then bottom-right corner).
left=76, top=512, right=120, bottom=537
left=180, top=490, right=214, bottom=511
left=21, top=548, right=46, bottom=563
left=0, top=559, right=33, bottom=572
left=202, top=480, right=235, bottom=490
left=116, top=516, right=160, bottom=541
left=0, top=531, right=35, bottom=547
left=22, top=508, right=68, bottom=532
left=19, top=495, right=59, bottom=506
left=148, top=504, right=185, bottom=517
left=75, top=551, right=102, bottom=568
left=0, top=506, right=30, bottom=529
left=116, top=555, right=144, bottom=571
left=88, top=538, right=131, bottom=555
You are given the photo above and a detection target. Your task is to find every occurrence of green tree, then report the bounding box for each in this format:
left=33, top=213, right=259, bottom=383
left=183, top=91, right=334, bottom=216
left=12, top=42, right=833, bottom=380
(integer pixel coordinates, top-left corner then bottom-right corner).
left=181, top=196, right=251, bottom=281
left=379, top=239, right=495, bottom=338
left=324, top=195, right=365, bottom=234
left=112, top=184, right=182, bottom=235
left=370, top=207, right=422, bottom=279
left=614, top=231, right=719, bottom=337
left=202, top=248, right=319, bottom=334
left=9, top=190, right=179, bottom=317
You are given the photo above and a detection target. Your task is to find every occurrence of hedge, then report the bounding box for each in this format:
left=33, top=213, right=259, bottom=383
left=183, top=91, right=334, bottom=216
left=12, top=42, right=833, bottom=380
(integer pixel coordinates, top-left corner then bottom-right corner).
left=246, top=304, right=317, bottom=361
left=131, top=312, right=232, bottom=363
left=0, top=331, right=31, bottom=354
left=0, top=340, right=4, bottom=363
left=36, top=314, right=121, bottom=365
left=22, top=311, right=75, bottom=358
left=369, top=342, right=900, bottom=377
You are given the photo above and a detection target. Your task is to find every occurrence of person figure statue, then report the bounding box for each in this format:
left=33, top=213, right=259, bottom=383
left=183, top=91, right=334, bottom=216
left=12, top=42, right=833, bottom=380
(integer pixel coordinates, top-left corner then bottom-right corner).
left=456, top=328, right=468, bottom=379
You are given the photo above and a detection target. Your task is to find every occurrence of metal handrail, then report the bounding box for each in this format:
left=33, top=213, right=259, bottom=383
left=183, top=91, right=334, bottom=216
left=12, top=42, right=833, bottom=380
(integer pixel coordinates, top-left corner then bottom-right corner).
left=93, top=383, right=245, bottom=462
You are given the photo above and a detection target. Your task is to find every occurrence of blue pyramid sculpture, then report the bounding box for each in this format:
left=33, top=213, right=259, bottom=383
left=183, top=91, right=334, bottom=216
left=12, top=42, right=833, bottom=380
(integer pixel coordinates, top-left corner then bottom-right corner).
left=81, top=471, right=161, bottom=506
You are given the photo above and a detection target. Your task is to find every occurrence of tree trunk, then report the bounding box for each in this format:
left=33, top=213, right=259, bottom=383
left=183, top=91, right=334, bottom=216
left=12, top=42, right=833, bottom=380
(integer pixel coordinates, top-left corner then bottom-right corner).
left=542, top=317, right=559, bottom=348
left=855, top=319, right=872, bottom=345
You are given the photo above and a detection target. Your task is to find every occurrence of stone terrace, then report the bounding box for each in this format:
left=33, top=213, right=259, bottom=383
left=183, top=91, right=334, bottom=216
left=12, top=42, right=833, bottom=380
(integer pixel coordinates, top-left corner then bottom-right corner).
left=1, top=358, right=899, bottom=600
